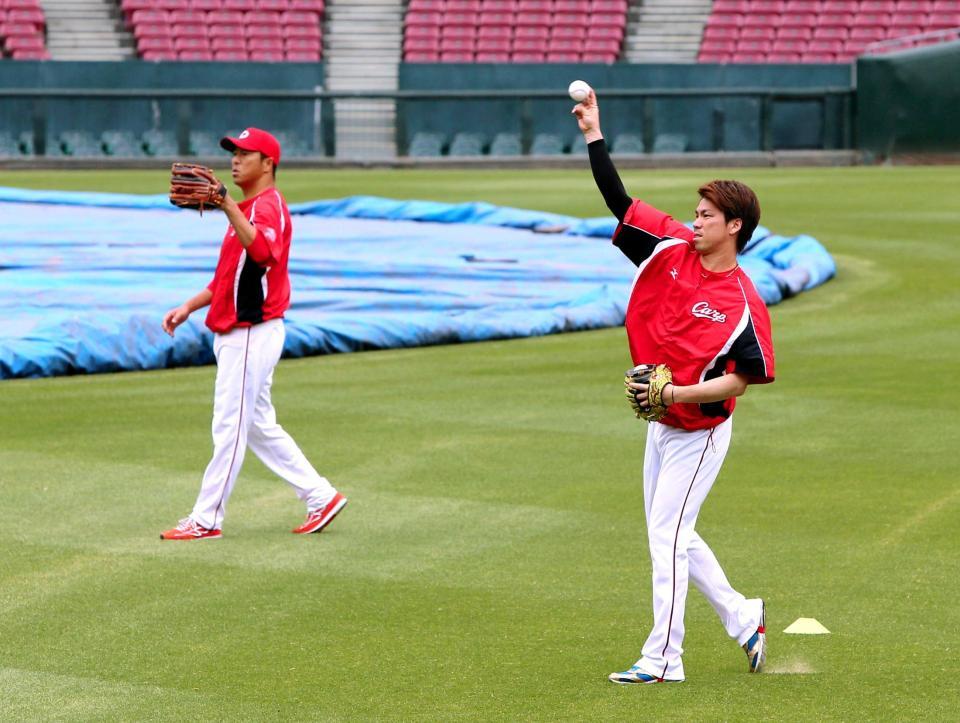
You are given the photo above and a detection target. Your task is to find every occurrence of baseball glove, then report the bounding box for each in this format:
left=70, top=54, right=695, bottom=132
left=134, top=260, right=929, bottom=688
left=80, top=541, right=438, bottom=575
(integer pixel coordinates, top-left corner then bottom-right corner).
left=169, top=162, right=226, bottom=214
left=624, top=363, right=673, bottom=422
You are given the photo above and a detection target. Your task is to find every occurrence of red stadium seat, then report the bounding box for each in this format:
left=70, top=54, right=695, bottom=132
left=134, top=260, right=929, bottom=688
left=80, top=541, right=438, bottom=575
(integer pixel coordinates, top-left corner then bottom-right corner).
left=443, top=11, right=479, bottom=25
left=134, top=23, right=172, bottom=39
left=190, top=0, right=221, bottom=9
left=555, top=0, right=589, bottom=10
left=740, top=26, right=777, bottom=39
left=704, top=25, right=739, bottom=39
left=130, top=9, right=168, bottom=25
left=584, top=37, right=620, bottom=54
left=282, top=9, right=320, bottom=25
left=286, top=23, right=320, bottom=38
left=800, top=51, right=839, bottom=61
left=211, top=36, right=246, bottom=50
left=592, top=12, right=625, bottom=28
left=511, top=51, right=546, bottom=61
left=179, top=49, right=214, bottom=59
left=476, top=38, right=510, bottom=52
left=710, top=13, right=743, bottom=27
left=172, top=23, right=207, bottom=38
left=286, top=49, right=321, bottom=61
left=712, top=0, right=750, bottom=10
left=742, top=13, right=779, bottom=26
left=406, top=10, right=443, bottom=26
left=849, top=25, right=886, bottom=39
left=515, top=11, right=549, bottom=26
left=169, top=10, right=205, bottom=24
left=4, top=34, right=44, bottom=50
left=259, top=0, right=289, bottom=10
left=516, top=0, right=552, bottom=10
left=772, top=37, right=808, bottom=50
left=784, top=0, right=820, bottom=10
left=174, top=36, right=208, bottom=50
left=250, top=50, right=285, bottom=61
left=777, top=26, right=812, bottom=38
left=213, top=49, right=249, bottom=60
left=514, top=24, right=547, bottom=37
left=766, top=51, right=803, bottom=61
left=443, top=24, right=476, bottom=38
left=819, top=12, right=853, bottom=27
left=209, top=24, right=244, bottom=38
left=223, top=0, right=256, bottom=10
left=215, top=10, right=245, bottom=23
left=446, top=0, right=481, bottom=10
left=701, top=39, right=738, bottom=53
left=249, top=37, right=284, bottom=50
left=407, top=24, right=440, bottom=40
left=405, top=51, right=440, bottom=61
left=439, top=37, right=475, bottom=51
left=245, top=10, right=282, bottom=26
left=591, top=24, right=624, bottom=40
left=547, top=51, right=582, bottom=61
left=477, top=11, right=514, bottom=27
left=408, top=0, right=445, bottom=9
left=698, top=51, right=732, bottom=62
left=807, top=38, right=843, bottom=52
left=931, top=0, right=960, bottom=9
left=896, top=0, right=933, bottom=8
left=860, top=0, right=896, bottom=10
left=138, top=36, right=176, bottom=52
left=547, top=35, right=580, bottom=50
left=286, top=36, right=321, bottom=51
left=737, top=39, right=773, bottom=51
left=887, top=25, right=923, bottom=37
left=143, top=49, right=178, bottom=60
left=590, top=0, right=626, bottom=10
left=12, top=48, right=51, bottom=59
left=439, top=50, right=474, bottom=61
left=852, top=12, right=891, bottom=27
left=890, top=13, right=927, bottom=27
left=553, top=12, right=588, bottom=26
left=780, top=12, right=817, bottom=28
left=747, top=0, right=786, bottom=11
left=475, top=51, right=511, bottom=61
left=513, top=36, right=547, bottom=51
left=288, top=0, right=325, bottom=11
left=843, top=38, right=872, bottom=53
left=820, top=0, right=857, bottom=10
left=6, top=8, right=44, bottom=27
left=813, top=26, right=848, bottom=38
left=731, top=52, right=768, bottom=62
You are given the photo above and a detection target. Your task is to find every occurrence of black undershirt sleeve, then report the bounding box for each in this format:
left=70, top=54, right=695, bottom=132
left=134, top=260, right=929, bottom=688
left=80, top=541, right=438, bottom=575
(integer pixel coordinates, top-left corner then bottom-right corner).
left=588, top=137, right=632, bottom=222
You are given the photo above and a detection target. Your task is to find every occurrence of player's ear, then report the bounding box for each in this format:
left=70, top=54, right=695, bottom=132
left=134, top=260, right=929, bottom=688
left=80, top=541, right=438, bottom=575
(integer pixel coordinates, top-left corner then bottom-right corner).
left=728, top=217, right=742, bottom=236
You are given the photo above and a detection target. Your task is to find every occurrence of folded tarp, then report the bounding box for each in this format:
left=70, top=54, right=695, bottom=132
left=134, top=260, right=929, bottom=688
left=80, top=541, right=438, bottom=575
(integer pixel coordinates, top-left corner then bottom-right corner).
left=0, top=188, right=835, bottom=379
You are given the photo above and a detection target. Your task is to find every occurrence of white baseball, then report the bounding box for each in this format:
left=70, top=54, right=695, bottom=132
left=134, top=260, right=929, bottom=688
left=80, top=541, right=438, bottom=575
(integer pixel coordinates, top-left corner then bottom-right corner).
left=568, top=80, right=591, bottom=103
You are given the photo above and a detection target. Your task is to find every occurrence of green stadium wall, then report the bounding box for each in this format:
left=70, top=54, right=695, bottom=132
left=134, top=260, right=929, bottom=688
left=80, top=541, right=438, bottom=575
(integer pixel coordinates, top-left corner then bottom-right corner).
left=856, top=41, right=960, bottom=155
left=397, top=63, right=853, bottom=154
left=0, top=61, right=325, bottom=153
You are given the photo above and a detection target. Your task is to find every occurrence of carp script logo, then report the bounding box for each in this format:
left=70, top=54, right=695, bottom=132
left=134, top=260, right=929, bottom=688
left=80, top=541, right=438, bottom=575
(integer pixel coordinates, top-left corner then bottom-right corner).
left=239, top=130, right=250, bottom=139
left=691, top=301, right=726, bottom=323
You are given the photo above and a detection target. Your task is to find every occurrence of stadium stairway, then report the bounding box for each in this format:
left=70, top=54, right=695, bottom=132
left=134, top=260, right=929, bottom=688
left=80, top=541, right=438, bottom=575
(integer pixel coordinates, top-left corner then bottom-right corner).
left=624, top=0, right=712, bottom=62
left=324, top=0, right=404, bottom=159
left=41, top=0, right=134, bottom=61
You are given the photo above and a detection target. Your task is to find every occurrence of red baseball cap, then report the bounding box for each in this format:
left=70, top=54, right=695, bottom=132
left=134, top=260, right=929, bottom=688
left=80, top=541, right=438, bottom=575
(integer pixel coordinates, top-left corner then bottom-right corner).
left=220, top=127, right=282, bottom=166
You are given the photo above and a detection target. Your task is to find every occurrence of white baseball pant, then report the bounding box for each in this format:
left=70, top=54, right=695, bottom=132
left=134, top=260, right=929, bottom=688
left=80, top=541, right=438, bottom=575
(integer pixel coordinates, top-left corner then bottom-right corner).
left=635, top=416, right=764, bottom=681
left=190, top=318, right=337, bottom=530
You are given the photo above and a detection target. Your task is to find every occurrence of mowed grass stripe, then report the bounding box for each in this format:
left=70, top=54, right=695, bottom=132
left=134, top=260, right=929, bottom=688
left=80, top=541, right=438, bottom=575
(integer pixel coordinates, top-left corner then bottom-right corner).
left=1, top=166, right=958, bottom=719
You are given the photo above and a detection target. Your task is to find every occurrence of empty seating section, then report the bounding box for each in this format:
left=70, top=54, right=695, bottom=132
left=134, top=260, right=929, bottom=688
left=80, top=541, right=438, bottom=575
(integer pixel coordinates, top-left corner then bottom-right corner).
left=700, top=0, right=960, bottom=63
left=403, top=0, right=628, bottom=63
left=121, top=0, right=324, bottom=62
left=0, top=0, right=50, bottom=60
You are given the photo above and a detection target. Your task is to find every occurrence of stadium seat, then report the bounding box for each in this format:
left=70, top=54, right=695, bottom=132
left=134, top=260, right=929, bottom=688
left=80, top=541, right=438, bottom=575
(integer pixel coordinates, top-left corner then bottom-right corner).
left=405, top=51, right=440, bottom=61
left=408, top=131, right=445, bottom=156
left=249, top=37, right=284, bottom=51
left=702, top=39, right=738, bottom=53
left=748, top=0, right=786, bottom=10
left=178, top=49, right=214, bottom=60
left=212, top=36, right=246, bottom=51
left=651, top=134, right=687, bottom=153
left=860, top=0, right=896, bottom=10
left=568, top=134, right=588, bottom=155
left=439, top=50, right=474, bottom=61
left=249, top=50, right=284, bottom=61
left=731, top=51, right=769, bottom=62
left=476, top=37, right=510, bottom=52
left=767, top=51, right=804, bottom=61
left=813, top=27, right=848, bottom=39
left=142, top=49, right=178, bottom=60
left=772, top=38, right=808, bottom=51
left=784, top=0, right=819, bottom=9
left=737, top=39, right=773, bottom=52
left=488, top=132, right=522, bottom=155
left=741, top=26, right=777, bottom=39
left=59, top=131, right=105, bottom=157
left=286, top=49, right=321, bottom=61
left=448, top=132, right=485, bottom=156
left=530, top=133, right=564, bottom=155
left=475, top=51, right=511, bottom=61
left=612, top=133, right=644, bottom=153
left=101, top=130, right=146, bottom=157
left=697, top=51, right=732, bottom=62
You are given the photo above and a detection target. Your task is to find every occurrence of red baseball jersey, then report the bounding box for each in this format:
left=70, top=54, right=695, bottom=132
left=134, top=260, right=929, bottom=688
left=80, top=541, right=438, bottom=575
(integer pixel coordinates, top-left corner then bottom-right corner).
left=614, top=199, right=775, bottom=431
left=205, top=187, right=292, bottom=334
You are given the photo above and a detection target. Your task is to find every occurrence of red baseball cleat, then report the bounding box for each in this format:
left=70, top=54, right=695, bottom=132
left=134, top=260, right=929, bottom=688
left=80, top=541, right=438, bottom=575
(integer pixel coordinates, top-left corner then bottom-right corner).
left=160, top=518, right=222, bottom=541
left=292, top=492, right=348, bottom=534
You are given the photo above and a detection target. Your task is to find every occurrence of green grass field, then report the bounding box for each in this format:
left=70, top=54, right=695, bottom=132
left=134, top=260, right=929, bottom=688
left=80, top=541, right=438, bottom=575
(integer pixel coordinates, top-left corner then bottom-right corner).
left=2, top=165, right=959, bottom=720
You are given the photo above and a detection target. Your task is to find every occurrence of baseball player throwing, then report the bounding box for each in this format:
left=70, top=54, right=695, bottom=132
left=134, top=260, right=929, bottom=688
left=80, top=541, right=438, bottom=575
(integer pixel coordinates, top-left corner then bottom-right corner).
left=573, top=90, right=773, bottom=683
left=160, top=127, right=346, bottom=540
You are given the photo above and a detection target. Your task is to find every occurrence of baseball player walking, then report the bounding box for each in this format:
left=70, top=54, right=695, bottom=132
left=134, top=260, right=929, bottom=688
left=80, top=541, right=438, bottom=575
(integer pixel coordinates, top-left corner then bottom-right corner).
left=160, top=127, right=346, bottom=540
left=573, top=91, right=773, bottom=683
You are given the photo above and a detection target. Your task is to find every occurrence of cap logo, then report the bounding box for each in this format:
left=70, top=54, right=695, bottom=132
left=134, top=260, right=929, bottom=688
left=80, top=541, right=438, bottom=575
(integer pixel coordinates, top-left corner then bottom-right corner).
left=239, top=130, right=250, bottom=139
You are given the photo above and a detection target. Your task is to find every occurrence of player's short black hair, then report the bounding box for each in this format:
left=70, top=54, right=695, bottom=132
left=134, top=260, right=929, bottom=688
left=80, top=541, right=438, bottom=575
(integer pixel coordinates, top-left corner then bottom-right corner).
left=698, top=180, right=760, bottom=252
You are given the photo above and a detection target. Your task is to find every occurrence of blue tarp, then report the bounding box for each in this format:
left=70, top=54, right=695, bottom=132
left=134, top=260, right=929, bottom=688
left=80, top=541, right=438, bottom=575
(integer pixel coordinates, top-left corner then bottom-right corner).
left=0, top=188, right=834, bottom=379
